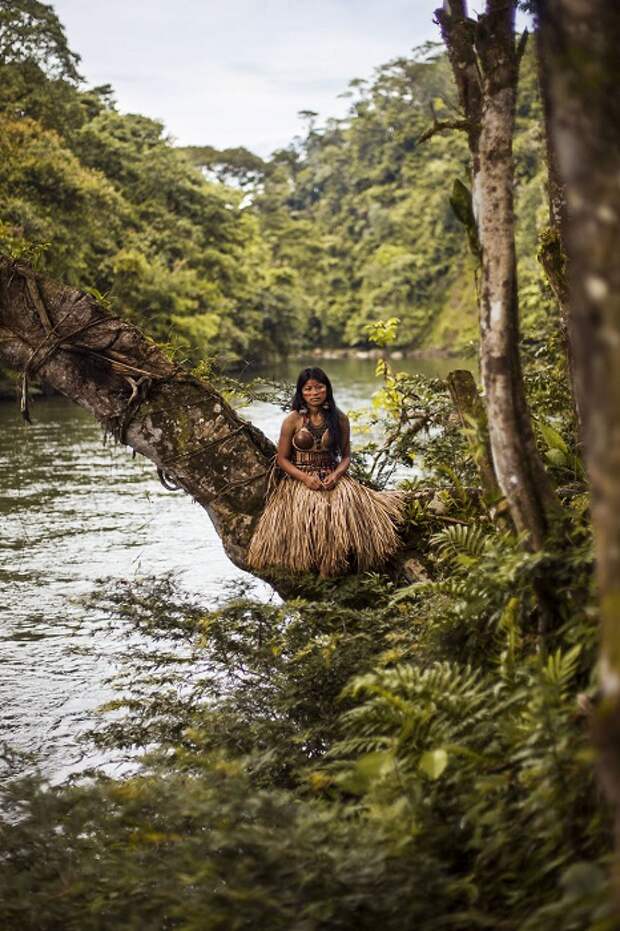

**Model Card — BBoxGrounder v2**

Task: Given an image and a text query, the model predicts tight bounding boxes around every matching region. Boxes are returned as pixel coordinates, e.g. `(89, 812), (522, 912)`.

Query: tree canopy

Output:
(0, 10), (553, 371)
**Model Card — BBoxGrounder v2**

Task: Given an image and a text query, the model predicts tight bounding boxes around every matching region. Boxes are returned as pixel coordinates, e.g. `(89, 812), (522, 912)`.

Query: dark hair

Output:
(292, 367), (342, 457)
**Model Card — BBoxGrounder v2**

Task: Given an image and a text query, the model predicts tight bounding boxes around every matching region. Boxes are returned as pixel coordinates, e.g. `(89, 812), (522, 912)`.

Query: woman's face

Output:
(302, 378), (327, 408)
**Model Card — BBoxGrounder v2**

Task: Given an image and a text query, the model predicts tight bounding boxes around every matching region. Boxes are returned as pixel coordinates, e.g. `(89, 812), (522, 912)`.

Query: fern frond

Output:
(429, 523), (488, 566)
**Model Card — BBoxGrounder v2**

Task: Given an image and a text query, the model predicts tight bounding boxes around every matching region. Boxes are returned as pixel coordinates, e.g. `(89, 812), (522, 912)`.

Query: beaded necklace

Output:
(304, 414), (327, 446)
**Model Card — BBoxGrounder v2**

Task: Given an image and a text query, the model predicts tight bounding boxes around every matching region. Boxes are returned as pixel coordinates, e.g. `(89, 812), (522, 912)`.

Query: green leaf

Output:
(545, 448), (568, 468)
(560, 861), (606, 896)
(339, 750), (396, 795)
(356, 749), (396, 784)
(449, 180), (481, 259)
(538, 420), (569, 454)
(449, 179), (474, 227)
(419, 748), (449, 780)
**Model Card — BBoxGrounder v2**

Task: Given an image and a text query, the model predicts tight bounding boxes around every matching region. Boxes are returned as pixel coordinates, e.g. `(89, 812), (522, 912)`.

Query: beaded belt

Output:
(292, 449), (335, 475)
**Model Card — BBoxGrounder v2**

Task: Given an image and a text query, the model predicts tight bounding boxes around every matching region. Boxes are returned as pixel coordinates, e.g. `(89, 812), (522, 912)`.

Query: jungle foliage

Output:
(0, 2), (277, 367)
(0, 347), (613, 929)
(244, 40), (552, 352)
(0, 418), (611, 928)
(0, 2), (551, 370)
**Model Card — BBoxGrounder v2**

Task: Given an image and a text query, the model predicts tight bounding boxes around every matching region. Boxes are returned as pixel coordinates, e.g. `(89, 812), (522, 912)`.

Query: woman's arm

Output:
(322, 414), (351, 490)
(276, 413), (323, 490)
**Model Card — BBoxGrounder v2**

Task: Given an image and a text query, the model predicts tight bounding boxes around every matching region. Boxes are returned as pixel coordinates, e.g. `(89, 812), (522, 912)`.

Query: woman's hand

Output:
(321, 471), (339, 491)
(303, 473), (324, 491)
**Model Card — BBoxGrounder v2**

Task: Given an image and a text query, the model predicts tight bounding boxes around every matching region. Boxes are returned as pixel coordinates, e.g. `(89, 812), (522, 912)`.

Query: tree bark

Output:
(535, 0), (620, 867)
(0, 257), (275, 572)
(436, 0), (559, 550)
(446, 368), (500, 507)
(535, 28), (581, 428)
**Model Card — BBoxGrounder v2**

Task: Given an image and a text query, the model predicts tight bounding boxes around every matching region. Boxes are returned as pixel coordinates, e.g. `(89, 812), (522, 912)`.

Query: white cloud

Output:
(52, 0), (528, 157)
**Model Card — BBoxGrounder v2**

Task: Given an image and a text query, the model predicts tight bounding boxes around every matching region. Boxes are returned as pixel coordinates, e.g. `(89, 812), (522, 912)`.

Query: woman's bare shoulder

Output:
(336, 409), (350, 427)
(281, 411), (302, 432)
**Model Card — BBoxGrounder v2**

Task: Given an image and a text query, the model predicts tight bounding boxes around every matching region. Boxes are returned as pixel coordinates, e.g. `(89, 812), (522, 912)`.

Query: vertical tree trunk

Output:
(436, 0), (559, 550)
(535, 0), (620, 867)
(535, 29), (581, 427)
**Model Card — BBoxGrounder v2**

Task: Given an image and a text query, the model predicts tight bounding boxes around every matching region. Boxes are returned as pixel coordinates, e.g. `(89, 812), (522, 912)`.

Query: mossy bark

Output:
(0, 257), (275, 571)
(535, 29), (581, 427)
(446, 368), (500, 507)
(535, 0), (620, 872)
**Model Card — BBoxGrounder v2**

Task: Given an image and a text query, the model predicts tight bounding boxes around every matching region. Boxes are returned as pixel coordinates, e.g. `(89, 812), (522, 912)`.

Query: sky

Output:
(52, 0), (442, 157)
(52, 1), (530, 159)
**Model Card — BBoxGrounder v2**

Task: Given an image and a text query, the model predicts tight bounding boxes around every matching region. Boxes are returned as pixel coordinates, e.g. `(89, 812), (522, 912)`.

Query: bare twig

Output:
(418, 117), (469, 144)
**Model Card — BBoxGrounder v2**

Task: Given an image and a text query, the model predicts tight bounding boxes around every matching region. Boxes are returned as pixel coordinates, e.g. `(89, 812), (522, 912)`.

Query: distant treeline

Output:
(0, 4), (550, 368)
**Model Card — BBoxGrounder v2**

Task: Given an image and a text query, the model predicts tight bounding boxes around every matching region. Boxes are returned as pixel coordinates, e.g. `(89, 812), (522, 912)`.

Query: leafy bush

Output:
(0, 502), (611, 931)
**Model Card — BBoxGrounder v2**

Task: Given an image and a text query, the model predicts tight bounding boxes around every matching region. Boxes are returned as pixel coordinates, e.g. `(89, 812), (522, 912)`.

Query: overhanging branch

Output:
(0, 256), (276, 572)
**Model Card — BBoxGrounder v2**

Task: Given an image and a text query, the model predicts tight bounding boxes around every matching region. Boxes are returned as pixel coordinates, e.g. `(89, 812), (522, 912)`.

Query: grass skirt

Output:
(247, 473), (405, 578)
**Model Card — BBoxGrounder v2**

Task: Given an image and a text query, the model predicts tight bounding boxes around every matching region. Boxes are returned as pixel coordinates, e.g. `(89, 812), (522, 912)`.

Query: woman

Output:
(247, 367), (405, 577)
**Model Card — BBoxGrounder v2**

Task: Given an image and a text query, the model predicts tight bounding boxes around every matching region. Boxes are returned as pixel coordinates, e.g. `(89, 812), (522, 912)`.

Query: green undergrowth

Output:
(0, 357), (614, 929)
(0, 496), (613, 929)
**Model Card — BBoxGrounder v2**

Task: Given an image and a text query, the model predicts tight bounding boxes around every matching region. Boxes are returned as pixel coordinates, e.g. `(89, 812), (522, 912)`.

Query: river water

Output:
(0, 356), (472, 781)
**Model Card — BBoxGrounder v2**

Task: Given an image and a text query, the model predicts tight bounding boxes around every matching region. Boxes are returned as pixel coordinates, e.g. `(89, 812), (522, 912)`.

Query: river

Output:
(0, 356), (473, 782)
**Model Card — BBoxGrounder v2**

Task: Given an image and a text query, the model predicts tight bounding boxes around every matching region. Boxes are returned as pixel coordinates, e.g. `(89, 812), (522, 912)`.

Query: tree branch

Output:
(418, 117), (469, 144)
(0, 257), (276, 573)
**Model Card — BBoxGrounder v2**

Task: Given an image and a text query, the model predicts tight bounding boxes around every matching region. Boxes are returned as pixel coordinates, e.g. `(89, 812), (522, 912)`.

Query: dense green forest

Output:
(0, 4), (551, 369)
(2, 1), (620, 929)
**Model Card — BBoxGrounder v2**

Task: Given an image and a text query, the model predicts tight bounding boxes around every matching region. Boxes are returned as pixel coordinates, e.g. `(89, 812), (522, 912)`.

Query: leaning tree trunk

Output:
(0, 257), (275, 572)
(436, 0), (559, 550)
(0, 258), (425, 589)
(535, 0), (620, 871)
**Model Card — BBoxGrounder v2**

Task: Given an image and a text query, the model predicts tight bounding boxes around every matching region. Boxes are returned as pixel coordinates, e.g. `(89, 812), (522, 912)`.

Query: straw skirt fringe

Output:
(247, 474), (405, 577)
